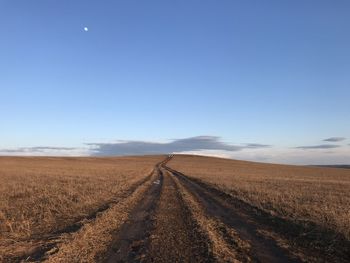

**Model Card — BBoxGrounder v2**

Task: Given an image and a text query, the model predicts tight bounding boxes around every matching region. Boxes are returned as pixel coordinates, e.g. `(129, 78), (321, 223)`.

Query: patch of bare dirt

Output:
(104, 168), (163, 262)
(105, 157), (213, 262)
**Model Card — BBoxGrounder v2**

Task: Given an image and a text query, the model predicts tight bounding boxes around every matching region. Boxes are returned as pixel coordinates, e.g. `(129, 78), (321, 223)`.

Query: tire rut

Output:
(104, 160), (168, 263)
(104, 157), (215, 263)
(148, 168), (214, 262)
(165, 166), (302, 263)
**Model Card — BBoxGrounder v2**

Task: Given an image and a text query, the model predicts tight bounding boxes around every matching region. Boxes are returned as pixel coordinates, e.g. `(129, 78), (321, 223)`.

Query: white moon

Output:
(84, 27), (89, 32)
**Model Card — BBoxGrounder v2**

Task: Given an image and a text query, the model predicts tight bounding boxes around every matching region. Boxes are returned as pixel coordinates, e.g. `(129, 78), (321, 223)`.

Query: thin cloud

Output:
(323, 137), (346, 142)
(187, 147), (350, 165)
(0, 146), (88, 156)
(0, 146), (76, 153)
(244, 143), (271, 148)
(88, 136), (270, 156)
(295, 144), (340, 150)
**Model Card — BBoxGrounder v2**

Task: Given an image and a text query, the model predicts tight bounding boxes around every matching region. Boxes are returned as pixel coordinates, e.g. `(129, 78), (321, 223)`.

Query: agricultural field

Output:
(0, 156), (163, 262)
(1, 155), (349, 262)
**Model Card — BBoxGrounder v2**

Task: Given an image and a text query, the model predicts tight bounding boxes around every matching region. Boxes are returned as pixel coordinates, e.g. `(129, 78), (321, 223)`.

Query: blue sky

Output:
(1, 1), (349, 164)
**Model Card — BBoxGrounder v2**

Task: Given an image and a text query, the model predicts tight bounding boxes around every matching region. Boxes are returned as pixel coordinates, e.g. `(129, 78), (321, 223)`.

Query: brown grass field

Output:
(0, 156), (163, 261)
(0, 154), (349, 262)
(168, 155), (350, 240)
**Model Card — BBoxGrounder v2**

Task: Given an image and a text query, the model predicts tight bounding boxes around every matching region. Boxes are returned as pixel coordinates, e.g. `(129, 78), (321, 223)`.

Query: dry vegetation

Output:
(46, 168), (160, 263)
(168, 155), (350, 240)
(1, 154), (349, 262)
(0, 156), (162, 258)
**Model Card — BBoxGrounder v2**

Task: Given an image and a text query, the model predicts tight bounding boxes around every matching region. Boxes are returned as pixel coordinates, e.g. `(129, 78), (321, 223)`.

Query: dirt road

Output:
(104, 158), (303, 263)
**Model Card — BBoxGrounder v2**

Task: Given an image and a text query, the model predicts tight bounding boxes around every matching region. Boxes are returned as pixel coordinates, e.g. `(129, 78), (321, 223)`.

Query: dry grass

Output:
(46, 169), (159, 263)
(168, 155), (350, 240)
(0, 156), (162, 246)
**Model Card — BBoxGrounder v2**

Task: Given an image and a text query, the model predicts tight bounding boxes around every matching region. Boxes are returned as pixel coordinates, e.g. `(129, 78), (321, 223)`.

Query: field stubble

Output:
(0, 156), (163, 261)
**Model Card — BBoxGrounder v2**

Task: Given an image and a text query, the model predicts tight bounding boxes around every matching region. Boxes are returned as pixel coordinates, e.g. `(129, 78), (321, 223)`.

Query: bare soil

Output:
(104, 164), (163, 262)
(105, 158), (213, 262)
(148, 168), (213, 262)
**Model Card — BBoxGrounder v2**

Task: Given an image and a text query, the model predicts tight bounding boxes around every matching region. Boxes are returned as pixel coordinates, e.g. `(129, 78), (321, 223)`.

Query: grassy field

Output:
(0, 155), (162, 259)
(168, 155), (350, 240)
(1, 154), (349, 262)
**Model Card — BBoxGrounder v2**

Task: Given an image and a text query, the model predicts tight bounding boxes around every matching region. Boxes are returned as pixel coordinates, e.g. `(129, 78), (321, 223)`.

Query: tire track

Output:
(164, 165), (302, 263)
(148, 168), (214, 262)
(170, 171), (251, 262)
(105, 156), (213, 262)
(104, 166), (163, 262)
(104, 158), (172, 262)
(106, 157), (298, 262)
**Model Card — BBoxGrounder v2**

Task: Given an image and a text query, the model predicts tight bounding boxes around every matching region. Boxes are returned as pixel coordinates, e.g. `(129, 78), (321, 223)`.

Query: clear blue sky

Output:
(1, 1), (349, 163)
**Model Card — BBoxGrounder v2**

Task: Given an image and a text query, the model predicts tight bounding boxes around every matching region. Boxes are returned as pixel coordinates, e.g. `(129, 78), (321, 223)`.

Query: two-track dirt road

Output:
(105, 157), (213, 262)
(104, 157), (304, 263)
